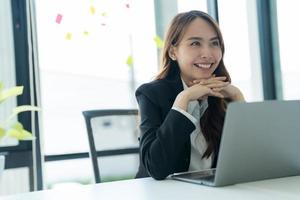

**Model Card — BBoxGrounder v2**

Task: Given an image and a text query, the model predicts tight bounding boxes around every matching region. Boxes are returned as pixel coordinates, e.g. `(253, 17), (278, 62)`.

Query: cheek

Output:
(214, 50), (222, 64)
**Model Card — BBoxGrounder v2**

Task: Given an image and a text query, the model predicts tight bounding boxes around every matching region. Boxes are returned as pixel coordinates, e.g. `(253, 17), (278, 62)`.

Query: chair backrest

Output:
(82, 109), (139, 183)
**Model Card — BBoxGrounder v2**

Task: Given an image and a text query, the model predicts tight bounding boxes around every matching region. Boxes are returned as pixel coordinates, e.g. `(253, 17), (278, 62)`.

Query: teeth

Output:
(195, 63), (211, 69)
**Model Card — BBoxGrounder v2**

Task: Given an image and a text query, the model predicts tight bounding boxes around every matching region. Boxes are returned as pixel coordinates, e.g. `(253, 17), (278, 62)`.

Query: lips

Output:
(194, 63), (212, 69)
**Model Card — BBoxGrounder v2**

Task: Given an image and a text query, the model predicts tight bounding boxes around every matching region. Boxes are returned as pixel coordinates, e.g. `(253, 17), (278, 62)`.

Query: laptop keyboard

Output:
(172, 169), (215, 180)
(187, 172), (215, 181)
(198, 174), (215, 182)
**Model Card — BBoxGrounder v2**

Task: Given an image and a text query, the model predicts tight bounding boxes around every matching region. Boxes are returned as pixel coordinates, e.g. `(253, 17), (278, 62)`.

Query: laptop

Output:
(171, 100), (300, 186)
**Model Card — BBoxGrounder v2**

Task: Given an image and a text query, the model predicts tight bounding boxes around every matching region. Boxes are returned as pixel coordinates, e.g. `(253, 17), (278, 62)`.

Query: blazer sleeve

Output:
(136, 85), (196, 180)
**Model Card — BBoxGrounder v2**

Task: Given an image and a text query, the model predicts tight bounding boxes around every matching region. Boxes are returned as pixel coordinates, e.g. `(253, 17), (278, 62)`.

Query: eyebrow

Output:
(186, 36), (219, 41)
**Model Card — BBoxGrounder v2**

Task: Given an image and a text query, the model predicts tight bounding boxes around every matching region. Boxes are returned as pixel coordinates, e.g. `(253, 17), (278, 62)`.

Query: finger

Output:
(189, 80), (203, 86)
(212, 87), (227, 92)
(192, 78), (211, 84)
(210, 91), (224, 98)
(200, 76), (227, 84)
(205, 82), (229, 88)
(198, 95), (208, 100)
(202, 95), (208, 100)
(188, 80), (197, 86)
(192, 75), (225, 84)
(192, 80), (201, 84)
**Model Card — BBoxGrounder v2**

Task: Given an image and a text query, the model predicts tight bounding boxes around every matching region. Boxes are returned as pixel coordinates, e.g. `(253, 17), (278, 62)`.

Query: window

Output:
(277, 0), (300, 100)
(35, 0), (156, 155)
(177, 0), (207, 12)
(35, 0), (156, 187)
(218, 0), (263, 101)
(0, 1), (32, 195)
(0, 0), (18, 147)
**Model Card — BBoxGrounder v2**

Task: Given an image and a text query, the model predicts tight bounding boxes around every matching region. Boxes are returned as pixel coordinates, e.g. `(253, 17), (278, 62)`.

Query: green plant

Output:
(0, 81), (39, 141)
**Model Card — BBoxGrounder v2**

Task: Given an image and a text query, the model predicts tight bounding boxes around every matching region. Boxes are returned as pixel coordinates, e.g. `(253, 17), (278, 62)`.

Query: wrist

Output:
(173, 92), (190, 111)
(232, 92), (245, 101)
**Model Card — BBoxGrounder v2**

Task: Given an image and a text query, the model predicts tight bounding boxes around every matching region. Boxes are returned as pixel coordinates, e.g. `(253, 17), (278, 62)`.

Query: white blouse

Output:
(172, 79), (212, 171)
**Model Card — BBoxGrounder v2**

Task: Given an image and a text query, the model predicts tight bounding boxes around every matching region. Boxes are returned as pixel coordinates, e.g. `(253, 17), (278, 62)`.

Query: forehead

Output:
(181, 17), (217, 40)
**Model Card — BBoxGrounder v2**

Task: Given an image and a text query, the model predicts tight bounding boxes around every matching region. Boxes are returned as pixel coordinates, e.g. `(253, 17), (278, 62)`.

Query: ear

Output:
(168, 45), (177, 61)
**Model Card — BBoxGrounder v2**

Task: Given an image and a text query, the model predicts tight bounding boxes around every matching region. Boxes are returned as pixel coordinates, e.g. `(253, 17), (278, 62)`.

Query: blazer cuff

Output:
(172, 106), (198, 126)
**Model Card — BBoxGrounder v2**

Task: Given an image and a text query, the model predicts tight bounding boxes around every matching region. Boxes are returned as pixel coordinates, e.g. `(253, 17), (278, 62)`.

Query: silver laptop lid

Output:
(215, 100), (300, 186)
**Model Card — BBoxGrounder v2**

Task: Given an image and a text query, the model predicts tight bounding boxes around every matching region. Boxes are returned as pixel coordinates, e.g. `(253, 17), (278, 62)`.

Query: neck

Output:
(180, 76), (193, 87)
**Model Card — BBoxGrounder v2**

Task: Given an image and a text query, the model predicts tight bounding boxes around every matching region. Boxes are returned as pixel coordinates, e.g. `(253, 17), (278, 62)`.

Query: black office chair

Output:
(82, 109), (139, 183)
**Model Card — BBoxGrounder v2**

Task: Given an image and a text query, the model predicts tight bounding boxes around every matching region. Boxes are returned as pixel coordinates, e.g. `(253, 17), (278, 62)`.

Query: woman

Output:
(135, 10), (245, 180)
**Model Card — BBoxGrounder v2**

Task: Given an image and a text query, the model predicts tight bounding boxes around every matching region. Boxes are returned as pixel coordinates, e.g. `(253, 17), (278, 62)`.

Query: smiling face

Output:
(169, 17), (222, 85)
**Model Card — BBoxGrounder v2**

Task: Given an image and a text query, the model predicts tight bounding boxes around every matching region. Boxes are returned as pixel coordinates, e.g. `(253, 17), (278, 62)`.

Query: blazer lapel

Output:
(165, 74), (183, 109)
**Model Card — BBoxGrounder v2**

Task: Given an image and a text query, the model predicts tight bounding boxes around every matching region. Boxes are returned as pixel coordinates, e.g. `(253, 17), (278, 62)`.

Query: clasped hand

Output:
(174, 75), (244, 111)
(188, 75), (244, 101)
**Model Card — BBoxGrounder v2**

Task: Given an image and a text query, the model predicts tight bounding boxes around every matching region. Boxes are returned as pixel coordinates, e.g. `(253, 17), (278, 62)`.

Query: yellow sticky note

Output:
(0, 86), (23, 103)
(90, 6), (96, 15)
(154, 35), (164, 49)
(126, 55), (133, 68)
(0, 82), (4, 92)
(65, 32), (72, 40)
(83, 31), (89, 36)
(0, 127), (5, 139)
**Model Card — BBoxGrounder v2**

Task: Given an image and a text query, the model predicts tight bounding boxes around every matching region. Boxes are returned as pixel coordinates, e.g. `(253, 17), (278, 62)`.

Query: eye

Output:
(211, 40), (220, 47)
(190, 41), (201, 46)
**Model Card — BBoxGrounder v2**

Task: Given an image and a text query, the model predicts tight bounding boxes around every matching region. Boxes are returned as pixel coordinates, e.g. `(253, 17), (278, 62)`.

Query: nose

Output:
(200, 45), (213, 59)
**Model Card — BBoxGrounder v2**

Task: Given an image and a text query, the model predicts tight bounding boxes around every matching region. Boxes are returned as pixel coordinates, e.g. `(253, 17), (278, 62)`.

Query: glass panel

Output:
(177, 0), (207, 12)
(44, 158), (93, 189)
(218, 0), (263, 101)
(98, 154), (139, 182)
(35, 0), (156, 155)
(44, 156), (138, 186)
(0, 0), (18, 147)
(277, 0), (300, 100)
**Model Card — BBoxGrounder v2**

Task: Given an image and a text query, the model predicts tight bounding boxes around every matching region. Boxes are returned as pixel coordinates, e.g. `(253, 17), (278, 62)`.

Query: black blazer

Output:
(135, 66), (218, 180)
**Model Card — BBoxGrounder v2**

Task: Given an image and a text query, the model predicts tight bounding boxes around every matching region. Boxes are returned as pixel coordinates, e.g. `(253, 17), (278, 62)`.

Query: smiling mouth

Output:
(194, 63), (212, 69)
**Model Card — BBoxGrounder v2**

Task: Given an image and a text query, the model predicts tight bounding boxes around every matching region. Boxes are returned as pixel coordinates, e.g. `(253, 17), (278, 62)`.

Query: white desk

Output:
(1, 176), (300, 200)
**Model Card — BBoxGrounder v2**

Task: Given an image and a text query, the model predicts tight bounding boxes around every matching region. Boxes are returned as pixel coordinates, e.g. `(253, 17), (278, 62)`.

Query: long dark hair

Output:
(156, 10), (231, 158)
